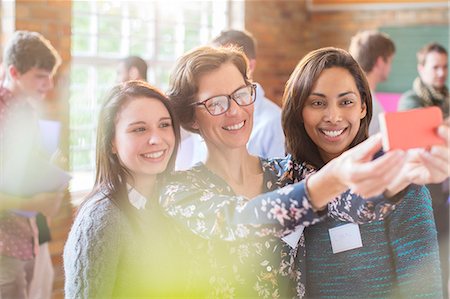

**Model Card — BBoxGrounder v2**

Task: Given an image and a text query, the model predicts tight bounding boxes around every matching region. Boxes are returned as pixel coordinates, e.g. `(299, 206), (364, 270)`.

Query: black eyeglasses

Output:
(194, 84), (257, 116)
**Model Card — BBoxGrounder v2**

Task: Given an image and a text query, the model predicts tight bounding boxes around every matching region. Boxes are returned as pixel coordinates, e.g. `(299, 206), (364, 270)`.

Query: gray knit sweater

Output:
(63, 193), (189, 298)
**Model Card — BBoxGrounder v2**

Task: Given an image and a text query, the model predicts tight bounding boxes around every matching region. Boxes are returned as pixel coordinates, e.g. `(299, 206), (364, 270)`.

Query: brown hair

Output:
(212, 29), (257, 60)
(282, 47), (372, 169)
(122, 55), (148, 81)
(3, 30), (61, 75)
(89, 80), (180, 212)
(167, 45), (250, 134)
(417, 42), (448, 66)
(349, 30), (395, 73)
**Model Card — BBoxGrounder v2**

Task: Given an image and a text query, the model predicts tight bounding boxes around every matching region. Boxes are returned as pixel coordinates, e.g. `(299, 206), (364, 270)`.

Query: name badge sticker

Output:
(328, 223), (363, 254)
(281, 225), (304, 249)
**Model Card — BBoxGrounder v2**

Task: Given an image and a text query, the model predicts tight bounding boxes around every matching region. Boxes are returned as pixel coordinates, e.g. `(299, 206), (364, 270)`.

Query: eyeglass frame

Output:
(192, 83), (257, 116)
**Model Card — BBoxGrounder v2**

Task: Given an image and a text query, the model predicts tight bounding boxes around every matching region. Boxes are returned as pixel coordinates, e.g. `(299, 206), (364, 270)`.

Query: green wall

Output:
(378, 25), (449, 93)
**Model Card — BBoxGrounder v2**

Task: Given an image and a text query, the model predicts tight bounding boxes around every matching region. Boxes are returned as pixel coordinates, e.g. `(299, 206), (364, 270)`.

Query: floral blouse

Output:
(270, 155), (401, 223)
(159, 156), (402, 298)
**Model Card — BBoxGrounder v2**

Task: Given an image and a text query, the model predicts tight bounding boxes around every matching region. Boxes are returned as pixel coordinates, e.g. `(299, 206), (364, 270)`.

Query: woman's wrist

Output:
(306, 162), (347, 210)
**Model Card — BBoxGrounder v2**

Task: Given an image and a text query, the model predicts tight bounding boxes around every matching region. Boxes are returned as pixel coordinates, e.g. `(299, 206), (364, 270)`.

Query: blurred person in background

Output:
(349, 30), (395, 135)
(0, 30), (63, 299)
(116, 55), (148, 83)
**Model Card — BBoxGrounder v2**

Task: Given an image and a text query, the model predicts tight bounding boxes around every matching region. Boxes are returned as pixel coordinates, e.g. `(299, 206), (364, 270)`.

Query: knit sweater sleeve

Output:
(63, 197), (123, 299)
(385, 185), (443, 298)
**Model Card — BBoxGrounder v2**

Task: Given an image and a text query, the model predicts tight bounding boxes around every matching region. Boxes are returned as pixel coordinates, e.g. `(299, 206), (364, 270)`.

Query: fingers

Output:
(346, 151), (406, 198)
(438, 124), (450, 143)
(443, 116), (450, 126)
(346, 150), (405, 184)
(346, 134), (383, 162)
(429, 145), (450, 165)
(418, 149), (450, 183)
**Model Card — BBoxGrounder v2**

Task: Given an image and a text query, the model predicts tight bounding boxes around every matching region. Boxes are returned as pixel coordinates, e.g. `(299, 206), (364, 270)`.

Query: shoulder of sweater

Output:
(403, 184), (432, 203)
(388, 184), (433, 217)
(64, 195), (124, 295)
(399, 89), (420, 101)
(72, 194), (127, 234)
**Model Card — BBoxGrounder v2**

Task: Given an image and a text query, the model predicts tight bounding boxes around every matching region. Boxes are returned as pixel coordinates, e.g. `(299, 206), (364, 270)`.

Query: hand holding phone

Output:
(379, 106), (445, 151)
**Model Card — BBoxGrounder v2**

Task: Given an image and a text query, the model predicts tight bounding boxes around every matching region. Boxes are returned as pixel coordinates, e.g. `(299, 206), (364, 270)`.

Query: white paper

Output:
(329, 223), (363, 254)
(282, 225), (304, 249)
(38, 119), (61, 155)
(0, 156), (71, 197)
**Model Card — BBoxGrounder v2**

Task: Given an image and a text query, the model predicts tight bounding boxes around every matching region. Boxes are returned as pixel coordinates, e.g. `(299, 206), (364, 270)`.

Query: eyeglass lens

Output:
(205, 85), (254, 115)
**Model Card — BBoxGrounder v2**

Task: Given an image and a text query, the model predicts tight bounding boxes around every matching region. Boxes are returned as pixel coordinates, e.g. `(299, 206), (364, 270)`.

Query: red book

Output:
(379, 106), (445, 151)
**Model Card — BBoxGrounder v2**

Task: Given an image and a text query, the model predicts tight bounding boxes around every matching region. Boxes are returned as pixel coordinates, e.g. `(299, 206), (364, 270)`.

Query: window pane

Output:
(98, 35), (122, 54)
(98, 16), (121, 36)
(129, 37), (148, 56)
(70, 0), (236, 190)
(97, 66), (116, 88)
(72, 15), (91, 34)
(73, 1), (91, 14)
(72, 35), (90, 53)
(71, 148), (95, 171)
(97, 1), (122, 16)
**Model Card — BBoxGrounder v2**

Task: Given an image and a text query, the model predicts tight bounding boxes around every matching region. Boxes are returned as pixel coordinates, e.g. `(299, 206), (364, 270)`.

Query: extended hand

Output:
(329, 134), (406, 198)
(406, 119), (450, 185)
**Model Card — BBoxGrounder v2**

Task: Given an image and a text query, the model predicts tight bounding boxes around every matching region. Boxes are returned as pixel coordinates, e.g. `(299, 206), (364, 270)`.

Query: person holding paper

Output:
(280, 47), (447, 298)
(0, 31), (64, 299)
(160, 45), (426, 298)
(64, 81), (191, 298)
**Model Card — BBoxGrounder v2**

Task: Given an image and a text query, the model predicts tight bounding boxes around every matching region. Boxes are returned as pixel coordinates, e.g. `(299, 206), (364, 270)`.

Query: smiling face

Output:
(112, 96), (175, 182)
(192, 62), (254, 152)
(302, 67), (367, 163)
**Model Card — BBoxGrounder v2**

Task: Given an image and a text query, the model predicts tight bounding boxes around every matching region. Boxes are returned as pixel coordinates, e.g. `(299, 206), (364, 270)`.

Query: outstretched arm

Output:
(161, 135), (408, 241)
(273, 134), (408, 222)
(160, 176), (324, 241)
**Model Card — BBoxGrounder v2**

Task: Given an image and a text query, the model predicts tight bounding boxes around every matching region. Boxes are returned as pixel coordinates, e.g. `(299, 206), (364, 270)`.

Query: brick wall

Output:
(13, 1), (72, 298)
(246, 1), (449, 106)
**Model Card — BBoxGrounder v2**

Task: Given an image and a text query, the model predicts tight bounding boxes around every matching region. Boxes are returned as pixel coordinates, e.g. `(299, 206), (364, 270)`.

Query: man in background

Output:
(398, 42), (449, 117)
(398, 42), (449, 297)
(0, 30), (63, 299)
(349, 30), (396, 135)
(212, 29), (285, 158)
(116, 55), (148, 82)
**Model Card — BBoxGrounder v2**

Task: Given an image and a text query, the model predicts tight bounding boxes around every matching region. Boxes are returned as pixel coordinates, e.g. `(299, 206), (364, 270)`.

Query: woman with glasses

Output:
(160, 46), (415, 298)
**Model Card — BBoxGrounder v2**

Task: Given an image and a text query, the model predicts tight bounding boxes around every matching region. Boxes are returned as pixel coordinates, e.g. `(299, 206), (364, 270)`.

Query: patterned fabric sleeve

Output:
(269, 155), (403, 223)
(159, 169), (325, 241)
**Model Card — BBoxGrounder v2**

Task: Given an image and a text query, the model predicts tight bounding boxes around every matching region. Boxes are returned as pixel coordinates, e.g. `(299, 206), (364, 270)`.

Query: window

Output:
(70, 0), (241, 191)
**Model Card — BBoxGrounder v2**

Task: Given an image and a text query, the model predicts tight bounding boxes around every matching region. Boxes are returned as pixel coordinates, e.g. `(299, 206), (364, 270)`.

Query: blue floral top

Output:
(270, 155), (400, 223)
(159, 156), (401, 298)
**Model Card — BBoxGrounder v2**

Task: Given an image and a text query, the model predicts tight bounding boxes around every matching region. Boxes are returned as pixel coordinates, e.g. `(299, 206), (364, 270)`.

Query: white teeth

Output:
(143, 150), (164, 159)
(224, 121), (244, 131)
(322, 129), (344, 137)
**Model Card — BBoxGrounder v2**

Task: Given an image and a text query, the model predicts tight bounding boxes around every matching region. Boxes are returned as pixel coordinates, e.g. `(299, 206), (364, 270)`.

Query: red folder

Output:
(379, 106), (445, 151)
